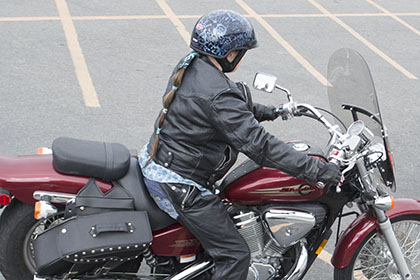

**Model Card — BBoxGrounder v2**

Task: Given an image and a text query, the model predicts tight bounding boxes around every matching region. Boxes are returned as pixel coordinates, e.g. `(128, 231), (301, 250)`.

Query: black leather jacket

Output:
(150, 56), (326, 189)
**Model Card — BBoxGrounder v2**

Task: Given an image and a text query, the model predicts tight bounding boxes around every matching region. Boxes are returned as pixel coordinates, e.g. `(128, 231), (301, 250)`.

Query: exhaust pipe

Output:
(283, 242), (308, 280)
(168, 242), (306, 280)
(169, 260), (213, 280)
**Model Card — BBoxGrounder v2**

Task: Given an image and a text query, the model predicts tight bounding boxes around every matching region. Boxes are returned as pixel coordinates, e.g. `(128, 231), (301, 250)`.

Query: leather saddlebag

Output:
(33, 211), (152, 277)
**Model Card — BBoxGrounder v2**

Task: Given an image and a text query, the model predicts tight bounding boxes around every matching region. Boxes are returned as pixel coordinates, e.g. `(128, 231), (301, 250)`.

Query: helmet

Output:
(190, 10), (258, 72)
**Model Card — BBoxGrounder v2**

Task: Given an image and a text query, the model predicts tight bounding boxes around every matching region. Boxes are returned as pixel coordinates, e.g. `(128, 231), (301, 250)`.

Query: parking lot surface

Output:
(1, 0), (420, 279)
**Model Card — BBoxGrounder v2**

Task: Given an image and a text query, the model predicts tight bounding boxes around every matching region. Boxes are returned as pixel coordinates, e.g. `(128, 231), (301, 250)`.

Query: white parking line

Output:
(55, 0), (101, 107)
(236, 0), (330, 86)
(308, 0), (418, 80)
(318, 249), (332, 264)
(366, 0), (420, 36)
(155, 0), (190, 45)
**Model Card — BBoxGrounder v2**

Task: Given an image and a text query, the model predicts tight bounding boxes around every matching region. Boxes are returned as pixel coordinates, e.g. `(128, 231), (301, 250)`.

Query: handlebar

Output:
(277, 102), (347, 193)
(278, 102), (344, 138)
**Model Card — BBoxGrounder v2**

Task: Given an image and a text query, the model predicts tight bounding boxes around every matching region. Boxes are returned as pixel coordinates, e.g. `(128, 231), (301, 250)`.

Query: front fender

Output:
(331, 198), (420, 269)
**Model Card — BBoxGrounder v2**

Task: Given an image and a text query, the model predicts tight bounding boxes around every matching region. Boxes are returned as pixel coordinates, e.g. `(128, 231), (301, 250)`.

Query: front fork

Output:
(375, 208), (412, 280)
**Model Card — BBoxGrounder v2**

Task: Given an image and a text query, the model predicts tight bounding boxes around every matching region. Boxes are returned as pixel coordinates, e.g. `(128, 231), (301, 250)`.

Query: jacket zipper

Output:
(181, 186), (194, 210)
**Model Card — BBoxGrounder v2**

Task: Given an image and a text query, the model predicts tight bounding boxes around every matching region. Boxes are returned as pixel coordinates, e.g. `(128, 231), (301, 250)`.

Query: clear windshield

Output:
(327, 48), (396, 191)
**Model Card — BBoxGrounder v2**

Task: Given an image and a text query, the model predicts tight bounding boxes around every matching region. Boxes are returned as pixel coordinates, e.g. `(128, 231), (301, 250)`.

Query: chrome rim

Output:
(23, 213), (64, 274)
(352, 219), (420, 280)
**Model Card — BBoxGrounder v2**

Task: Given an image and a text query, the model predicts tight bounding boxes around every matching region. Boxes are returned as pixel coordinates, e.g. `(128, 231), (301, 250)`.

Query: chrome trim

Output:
(33, 191), (76, 204)
(170, 260), (213, 280)
(264, 209), (315, 248)
(283, 242), (308, 280)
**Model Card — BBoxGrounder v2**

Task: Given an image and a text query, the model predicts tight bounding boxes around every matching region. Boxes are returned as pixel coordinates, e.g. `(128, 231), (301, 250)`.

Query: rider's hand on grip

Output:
(267, 106), (281, 121)
(317, 161), (342, 187)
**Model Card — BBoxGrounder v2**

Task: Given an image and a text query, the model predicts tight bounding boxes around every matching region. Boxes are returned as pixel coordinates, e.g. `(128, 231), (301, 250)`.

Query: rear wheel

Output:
(0, 199), (64, 280)
(334, 215), (420, 279)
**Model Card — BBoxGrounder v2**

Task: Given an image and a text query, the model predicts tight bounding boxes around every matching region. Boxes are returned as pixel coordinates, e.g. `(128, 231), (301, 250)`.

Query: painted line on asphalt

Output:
(72, 15), (167, 20)
(155, 0), (190, 45)
(2, 12), (420, 22)
(308, 0), (418, 80)
(0, 16), (60, 21)
(318, 249), (332, 264)
(236, 0), (330, 86)
(55, 0), (101, 107)
(366, 0), (420, 36)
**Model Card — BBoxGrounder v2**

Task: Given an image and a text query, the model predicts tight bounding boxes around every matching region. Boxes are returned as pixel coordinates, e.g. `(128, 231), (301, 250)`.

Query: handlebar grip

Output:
(277, 104), (292, 120)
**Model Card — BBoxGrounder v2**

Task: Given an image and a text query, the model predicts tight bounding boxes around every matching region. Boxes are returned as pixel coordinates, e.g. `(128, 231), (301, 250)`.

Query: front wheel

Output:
(334, 215), (420, 280)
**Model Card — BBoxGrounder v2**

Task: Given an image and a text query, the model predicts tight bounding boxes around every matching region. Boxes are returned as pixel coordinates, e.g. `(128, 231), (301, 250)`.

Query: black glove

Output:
(317, 161), (341, 186)
(264, 106), (280, 121)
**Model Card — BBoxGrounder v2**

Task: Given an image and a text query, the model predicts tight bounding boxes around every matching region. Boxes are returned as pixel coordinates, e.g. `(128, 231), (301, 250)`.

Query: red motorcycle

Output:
(1, 48), (419, 280)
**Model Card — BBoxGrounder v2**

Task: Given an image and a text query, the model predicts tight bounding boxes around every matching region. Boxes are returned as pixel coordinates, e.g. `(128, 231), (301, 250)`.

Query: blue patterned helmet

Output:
(190, 10), (257, 58)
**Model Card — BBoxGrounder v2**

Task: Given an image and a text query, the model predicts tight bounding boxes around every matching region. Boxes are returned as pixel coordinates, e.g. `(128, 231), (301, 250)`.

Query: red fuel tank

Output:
(222, 141), (328, 205)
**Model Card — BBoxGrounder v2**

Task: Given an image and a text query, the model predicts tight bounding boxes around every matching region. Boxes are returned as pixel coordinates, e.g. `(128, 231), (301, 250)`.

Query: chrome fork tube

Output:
(375, 209), (412, 280)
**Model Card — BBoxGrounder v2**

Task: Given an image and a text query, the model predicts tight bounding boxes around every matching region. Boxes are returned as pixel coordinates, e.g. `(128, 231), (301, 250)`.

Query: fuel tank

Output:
(0, 154), (112, 205)
(221, 141), (328, 205)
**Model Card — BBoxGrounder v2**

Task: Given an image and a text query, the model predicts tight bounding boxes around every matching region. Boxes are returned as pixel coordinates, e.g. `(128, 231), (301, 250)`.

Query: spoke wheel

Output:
(334, 215), (420, 280)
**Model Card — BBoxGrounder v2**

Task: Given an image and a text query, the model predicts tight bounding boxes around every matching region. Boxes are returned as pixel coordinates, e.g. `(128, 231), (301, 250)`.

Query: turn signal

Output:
(37, 147), (52, 155)
(390, 195), (395, 210)
(34, 200), (57, 220)
(374, 195), (395, 211)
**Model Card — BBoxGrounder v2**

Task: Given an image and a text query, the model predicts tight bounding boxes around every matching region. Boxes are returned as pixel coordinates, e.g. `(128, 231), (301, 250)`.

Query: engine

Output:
(232, 204), (326, 279)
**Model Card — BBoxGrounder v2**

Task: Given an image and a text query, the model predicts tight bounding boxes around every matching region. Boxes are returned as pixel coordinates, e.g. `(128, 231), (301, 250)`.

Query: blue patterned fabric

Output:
(143, 177), (179, 219)
(138, 145), (212, 219)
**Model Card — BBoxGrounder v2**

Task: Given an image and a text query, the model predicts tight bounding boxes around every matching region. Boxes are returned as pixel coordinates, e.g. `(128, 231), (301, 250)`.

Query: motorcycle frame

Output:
(2, 154), (418, 278)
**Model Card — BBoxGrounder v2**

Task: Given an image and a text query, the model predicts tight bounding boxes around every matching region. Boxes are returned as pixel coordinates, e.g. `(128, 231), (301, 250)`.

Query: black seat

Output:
(117, 157), (176, 231)
(52, 137), (131, 182)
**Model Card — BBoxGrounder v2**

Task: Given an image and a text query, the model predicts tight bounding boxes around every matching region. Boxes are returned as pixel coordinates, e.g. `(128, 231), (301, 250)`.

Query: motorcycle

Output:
(0, 48), (419, 280)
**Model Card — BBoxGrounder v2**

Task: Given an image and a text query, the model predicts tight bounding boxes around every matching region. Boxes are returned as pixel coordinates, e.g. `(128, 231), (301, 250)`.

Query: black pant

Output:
(160, 183), (250, 280)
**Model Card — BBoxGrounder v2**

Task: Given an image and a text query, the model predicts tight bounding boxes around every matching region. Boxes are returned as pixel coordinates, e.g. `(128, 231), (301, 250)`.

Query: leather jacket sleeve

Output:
(237, 82), (279, 122)
(252, 103), (279, 122)
(207, 88), (326, 183)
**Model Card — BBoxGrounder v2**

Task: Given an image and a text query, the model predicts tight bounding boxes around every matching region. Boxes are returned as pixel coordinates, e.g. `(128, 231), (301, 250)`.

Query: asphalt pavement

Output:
(1, 0), (420, 279)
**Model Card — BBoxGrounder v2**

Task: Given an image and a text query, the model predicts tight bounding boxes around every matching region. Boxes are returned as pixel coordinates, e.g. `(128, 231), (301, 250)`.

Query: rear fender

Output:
(331, 199), (420, 269)
(0, 155), (112, 205)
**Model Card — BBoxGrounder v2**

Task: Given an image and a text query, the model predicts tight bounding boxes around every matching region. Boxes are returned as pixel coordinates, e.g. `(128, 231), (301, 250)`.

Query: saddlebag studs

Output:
(32, 211), (152, 278)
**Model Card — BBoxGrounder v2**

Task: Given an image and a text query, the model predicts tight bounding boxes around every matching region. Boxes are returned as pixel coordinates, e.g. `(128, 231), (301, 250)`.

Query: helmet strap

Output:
(215, 50), (247, 73)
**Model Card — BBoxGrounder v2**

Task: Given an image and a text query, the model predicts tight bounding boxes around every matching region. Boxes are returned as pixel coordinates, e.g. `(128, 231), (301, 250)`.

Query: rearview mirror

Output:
(253, 72), (277, 93)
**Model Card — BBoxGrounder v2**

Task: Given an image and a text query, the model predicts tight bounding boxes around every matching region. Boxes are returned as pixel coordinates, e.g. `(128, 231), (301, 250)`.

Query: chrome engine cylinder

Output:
(234, 212), (264, 257)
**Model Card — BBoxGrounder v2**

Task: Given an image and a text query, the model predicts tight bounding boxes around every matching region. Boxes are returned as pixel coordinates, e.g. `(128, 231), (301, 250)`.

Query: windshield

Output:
(327, 48), (396, 191)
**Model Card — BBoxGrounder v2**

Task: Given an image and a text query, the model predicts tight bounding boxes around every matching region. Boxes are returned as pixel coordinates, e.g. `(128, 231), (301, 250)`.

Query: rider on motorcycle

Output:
(139, 9), (342, 280)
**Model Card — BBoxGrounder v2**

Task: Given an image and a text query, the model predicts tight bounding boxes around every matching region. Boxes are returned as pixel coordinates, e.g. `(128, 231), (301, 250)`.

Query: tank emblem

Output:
(249, 184), (315, 196)
(298, 184), (315, 196)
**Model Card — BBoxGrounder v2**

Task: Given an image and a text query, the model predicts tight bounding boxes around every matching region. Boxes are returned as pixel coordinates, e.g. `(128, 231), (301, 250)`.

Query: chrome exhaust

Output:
(169, 260), (213, 280)
(283, 242), (308, 280)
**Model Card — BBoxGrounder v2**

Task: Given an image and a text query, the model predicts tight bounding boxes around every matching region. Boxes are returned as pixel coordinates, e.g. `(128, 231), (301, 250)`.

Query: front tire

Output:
(0, 199), (63, 280)
(334, 215), (420, 280)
